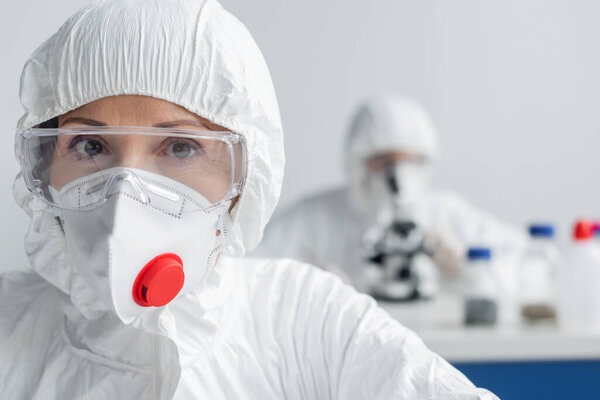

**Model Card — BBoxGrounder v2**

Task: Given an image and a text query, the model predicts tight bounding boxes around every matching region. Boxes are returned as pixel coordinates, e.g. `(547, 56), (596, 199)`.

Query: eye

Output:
(165, 140), (197, 159)
(70, 137), (105, 157)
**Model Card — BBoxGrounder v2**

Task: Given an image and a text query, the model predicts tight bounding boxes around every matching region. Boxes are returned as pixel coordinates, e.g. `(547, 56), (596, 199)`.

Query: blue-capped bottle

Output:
(463, 247), (497, 326)
(519, 224), (559, 322)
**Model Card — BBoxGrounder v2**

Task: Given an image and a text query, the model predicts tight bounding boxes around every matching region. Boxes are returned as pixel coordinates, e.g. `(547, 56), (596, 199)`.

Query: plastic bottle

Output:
(557, 220), (600, 331)
(519, 224), (560, 322)
(463, 247), (497, 326)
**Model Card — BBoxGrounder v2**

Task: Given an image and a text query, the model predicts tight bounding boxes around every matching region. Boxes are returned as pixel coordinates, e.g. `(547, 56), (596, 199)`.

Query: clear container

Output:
(558, 220), (600, 331)
(463, 247), (497, 326)
(519, 224), (560, 323)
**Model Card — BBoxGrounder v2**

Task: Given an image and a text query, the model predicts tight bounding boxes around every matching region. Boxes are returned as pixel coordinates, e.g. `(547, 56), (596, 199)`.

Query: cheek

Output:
(48, 137), (71, 190)
(201, 172), (231, 203)
(49, 156), (70, 190)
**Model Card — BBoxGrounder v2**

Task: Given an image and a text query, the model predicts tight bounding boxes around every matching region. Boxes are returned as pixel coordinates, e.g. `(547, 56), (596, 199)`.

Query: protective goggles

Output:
(18, 127), (246, 211)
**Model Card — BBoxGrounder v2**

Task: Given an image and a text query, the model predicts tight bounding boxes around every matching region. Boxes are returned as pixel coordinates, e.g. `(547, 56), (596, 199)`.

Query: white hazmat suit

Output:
(0, 1), (497, 399)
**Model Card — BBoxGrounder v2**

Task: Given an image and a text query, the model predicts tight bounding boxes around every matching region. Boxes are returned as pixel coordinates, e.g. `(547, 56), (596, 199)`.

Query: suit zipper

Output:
(154, 334), (161, 400)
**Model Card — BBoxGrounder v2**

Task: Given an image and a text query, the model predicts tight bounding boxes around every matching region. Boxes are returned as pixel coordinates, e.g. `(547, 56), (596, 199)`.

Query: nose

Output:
(104, 170), (150, 204)
(111, 135), (152, 171)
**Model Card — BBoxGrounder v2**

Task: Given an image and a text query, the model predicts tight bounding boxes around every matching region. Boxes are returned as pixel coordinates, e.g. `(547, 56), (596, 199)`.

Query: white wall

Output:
(1, 0), (599, 272)
(221, 0), (600, 238)
(0, 0), (90, 271)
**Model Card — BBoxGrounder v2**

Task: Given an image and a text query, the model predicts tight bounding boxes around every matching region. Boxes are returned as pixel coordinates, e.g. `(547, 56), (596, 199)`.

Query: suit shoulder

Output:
(0, 272), (59, 338)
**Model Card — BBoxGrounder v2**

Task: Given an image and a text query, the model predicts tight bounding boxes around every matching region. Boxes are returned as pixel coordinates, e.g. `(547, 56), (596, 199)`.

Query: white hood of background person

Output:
(345, 95), (439, 220)
(13, 0), (284, 321)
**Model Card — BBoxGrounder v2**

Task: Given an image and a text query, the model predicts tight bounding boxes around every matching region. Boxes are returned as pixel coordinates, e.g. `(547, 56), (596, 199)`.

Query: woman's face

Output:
(366, 151), (427, 174)
(50, 95), (233, 203)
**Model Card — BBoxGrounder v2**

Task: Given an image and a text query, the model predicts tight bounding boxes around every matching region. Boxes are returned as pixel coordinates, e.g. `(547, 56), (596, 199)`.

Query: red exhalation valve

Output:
(133, 253), (185, 307)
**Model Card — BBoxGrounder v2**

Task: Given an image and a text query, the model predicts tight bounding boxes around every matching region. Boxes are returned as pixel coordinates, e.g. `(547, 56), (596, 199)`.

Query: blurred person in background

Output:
(254, 95), (526, 301)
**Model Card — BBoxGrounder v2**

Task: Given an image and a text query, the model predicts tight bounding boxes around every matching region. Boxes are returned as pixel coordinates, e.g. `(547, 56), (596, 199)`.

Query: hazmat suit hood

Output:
(13, 0), (284, 317)
(15, 0), (283, 255)
(345, 95), (439, 162)
(344, 95), (439, 216)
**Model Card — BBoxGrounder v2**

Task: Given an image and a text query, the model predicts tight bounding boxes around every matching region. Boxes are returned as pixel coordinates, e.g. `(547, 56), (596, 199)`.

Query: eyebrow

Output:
(60, 117), (211, 130)
(153, 119), (211, 129)
(60, 117), (107, 126)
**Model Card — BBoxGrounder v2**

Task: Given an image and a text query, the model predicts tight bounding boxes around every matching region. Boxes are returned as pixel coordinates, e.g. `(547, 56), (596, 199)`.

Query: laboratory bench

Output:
(381, 300), (600, 399)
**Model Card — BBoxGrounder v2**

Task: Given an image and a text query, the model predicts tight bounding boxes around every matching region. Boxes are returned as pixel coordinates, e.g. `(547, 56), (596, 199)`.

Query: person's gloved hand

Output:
(422, 229), (464, 277)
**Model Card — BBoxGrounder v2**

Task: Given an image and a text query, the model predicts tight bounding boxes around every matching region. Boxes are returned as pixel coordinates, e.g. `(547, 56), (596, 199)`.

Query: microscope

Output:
(361, 166), (441, 302)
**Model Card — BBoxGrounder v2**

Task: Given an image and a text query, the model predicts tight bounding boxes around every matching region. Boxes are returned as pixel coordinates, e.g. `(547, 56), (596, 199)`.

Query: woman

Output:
(0, 0), (497, 398)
